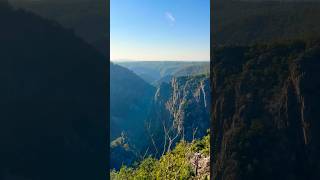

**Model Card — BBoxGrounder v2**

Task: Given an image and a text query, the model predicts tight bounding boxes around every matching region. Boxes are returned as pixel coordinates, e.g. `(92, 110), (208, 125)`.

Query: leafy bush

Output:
(110, 133), (210, 179)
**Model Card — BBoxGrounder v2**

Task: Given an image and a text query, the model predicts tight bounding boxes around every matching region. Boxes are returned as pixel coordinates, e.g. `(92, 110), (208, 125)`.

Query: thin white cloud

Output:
(165, 12), (176, 25)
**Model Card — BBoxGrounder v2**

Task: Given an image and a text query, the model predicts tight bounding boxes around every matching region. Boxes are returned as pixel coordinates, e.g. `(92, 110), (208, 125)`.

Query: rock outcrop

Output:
(190, 153), (210, 179)
(148, 74), (210, 156)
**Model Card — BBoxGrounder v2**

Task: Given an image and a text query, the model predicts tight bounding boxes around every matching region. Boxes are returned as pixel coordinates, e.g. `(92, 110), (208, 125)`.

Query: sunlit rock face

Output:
(148, 74), (210, 156)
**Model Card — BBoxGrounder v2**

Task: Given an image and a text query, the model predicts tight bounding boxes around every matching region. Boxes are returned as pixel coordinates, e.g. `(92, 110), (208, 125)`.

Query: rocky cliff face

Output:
(149, 74), (211, 156)
(190, 152), (210, 179)
(211, 40), (320, 180)
(165, 75), (210, 141)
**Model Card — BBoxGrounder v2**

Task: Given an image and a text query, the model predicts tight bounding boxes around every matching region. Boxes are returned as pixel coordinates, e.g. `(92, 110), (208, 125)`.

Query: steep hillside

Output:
(110, 63), (155, 169)
(0, 2), (106, 180)
(211, 40), (320, 179)
(110, 63), (155, 139)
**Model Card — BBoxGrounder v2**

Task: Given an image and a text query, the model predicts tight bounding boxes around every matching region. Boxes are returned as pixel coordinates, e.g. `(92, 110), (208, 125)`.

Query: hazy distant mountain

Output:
(117, 61), (209, 85)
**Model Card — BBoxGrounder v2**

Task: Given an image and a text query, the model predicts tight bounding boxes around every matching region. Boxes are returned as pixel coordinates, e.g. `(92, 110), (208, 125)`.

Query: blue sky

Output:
(111, 0), (210, 61)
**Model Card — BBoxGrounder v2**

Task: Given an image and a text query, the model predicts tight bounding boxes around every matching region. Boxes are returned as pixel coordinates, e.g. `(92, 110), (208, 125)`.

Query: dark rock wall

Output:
(211, 40), (320, 180)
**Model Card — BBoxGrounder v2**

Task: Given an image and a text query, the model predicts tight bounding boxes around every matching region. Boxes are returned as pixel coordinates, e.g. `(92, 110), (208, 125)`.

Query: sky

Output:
(111, 0), (210, 61)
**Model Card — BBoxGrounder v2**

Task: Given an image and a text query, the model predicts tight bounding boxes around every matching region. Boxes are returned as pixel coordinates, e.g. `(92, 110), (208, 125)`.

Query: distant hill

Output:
(117, 61), (209, 85)
(0, 3), (106, 179)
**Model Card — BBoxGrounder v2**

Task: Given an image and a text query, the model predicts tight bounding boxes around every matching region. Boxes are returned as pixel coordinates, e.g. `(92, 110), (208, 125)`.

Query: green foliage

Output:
(110, 133), (210, 180)
(191, 133), (210, 156)
(154, 141), (194, 179)
(134, 157), (158, 179)
(110, 166), (135, 180)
